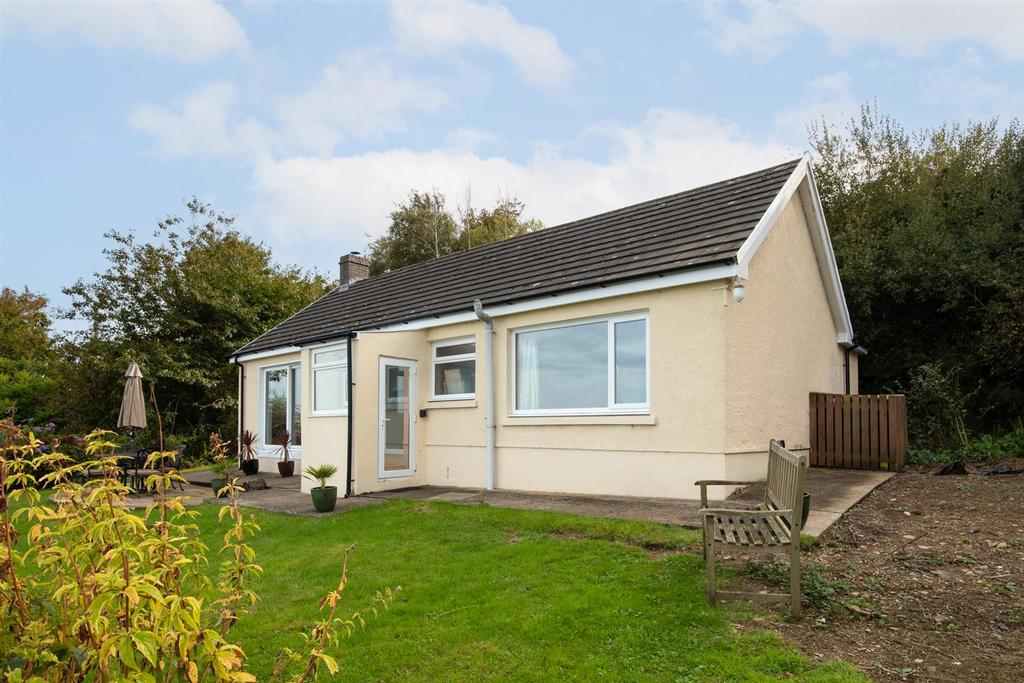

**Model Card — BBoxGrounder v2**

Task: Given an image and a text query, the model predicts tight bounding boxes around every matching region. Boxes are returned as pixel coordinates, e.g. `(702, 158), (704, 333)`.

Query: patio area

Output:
(183, 468), (385, 516)
(181, 466), (893, 535)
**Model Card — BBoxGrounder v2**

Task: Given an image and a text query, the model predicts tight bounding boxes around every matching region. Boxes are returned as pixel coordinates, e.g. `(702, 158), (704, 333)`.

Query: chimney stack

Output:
(339, 251), (370, 285)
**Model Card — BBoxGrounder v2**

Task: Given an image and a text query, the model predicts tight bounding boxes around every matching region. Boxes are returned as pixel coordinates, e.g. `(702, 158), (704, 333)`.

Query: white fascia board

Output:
(370, 262), (739, 333)
(231, 345), (302, 363)
(802, 160), (855, 345)
(735, 155), (810, 271)
(734, 153), (855, 346)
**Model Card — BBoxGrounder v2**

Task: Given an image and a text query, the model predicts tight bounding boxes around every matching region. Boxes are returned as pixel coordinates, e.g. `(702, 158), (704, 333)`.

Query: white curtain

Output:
(517, 333), (541, 410)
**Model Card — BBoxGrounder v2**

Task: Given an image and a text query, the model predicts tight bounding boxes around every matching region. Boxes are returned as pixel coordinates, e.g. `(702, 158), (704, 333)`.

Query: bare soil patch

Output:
(733, 458), (1024, 682)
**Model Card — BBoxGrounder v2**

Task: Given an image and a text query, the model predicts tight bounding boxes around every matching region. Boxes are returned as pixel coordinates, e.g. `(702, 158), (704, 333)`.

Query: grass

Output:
(178, 499), (865, 681)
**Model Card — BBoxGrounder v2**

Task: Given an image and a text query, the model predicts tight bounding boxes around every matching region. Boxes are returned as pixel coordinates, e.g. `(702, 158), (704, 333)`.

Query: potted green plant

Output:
(277, 430), (295, 477)
(238, 429), (260, 476)
(304, 464), (339, 513)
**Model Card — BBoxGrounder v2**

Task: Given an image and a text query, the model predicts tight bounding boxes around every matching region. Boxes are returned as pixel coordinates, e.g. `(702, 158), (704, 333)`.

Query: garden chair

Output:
(697, 440), (808, 616)
(129, 446), (185, 492)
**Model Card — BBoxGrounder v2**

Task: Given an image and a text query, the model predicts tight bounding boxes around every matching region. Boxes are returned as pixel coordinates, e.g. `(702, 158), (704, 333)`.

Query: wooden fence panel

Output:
(809, 393), (907, 471)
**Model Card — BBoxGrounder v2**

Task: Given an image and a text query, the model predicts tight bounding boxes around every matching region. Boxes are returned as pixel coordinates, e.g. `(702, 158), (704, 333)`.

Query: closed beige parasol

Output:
(117, 363), (147, 430)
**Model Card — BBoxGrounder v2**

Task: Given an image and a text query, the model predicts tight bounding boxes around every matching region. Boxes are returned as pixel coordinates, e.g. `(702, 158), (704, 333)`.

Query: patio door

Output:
(378, 357), (416, 478)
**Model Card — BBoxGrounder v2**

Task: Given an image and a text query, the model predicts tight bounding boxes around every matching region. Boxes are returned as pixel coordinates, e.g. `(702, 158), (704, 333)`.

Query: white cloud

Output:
(922, 48), (1024, 121)
(774, 72), (858, 139)
(276, 52), (449, 154)
(129, 51), (449, 159)
(251, 109), (794, 248)
(1, 0), (247, 62)
(701, 0), (797, 60)
(704, 1), (1024, 62)
(127, 82), (272, 160)
(390, 0), (572, 89)
(797, 1), (1024, 61)
(445, 127), (497, 151)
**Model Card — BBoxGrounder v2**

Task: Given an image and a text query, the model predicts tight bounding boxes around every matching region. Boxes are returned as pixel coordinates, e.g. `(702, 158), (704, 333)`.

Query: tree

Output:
(0, 288), (52, 362)
(810, 105), (1024, 445)
(367, 189), (541, 275)
(60, 199), (332, 453)
(457, 193), (544, 250)
(0, 288), (57, 426)
(367, 190), (459, 275)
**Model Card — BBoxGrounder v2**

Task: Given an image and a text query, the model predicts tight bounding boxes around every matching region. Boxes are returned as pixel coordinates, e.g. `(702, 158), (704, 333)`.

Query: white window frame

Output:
(511, 312), (650, 417)
(258, 362), (302, 457)
(311, 342), (349, 417)
(431, 336), (476, 401)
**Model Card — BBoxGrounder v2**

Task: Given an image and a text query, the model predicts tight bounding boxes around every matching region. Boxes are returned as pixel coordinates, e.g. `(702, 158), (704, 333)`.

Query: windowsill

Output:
(501, 414), (656, 426)
(309, 411), (349, 418)
(426, 399), (477, 409)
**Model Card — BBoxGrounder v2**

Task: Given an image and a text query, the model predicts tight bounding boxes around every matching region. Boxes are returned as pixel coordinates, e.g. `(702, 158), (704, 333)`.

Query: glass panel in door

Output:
(383, 363), (412, 473)
(264, 368), (288, 446)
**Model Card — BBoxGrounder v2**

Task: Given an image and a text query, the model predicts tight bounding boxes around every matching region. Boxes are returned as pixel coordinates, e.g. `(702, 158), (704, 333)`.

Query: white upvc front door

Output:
(378, 357), (416, 478)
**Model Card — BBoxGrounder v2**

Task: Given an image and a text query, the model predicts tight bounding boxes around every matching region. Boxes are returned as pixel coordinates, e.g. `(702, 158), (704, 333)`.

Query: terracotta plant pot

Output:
(209, 477), (228, 498)
(240, 459), (259, 476)
(310, 486), (338, 513)
(278, 460), (295, 477)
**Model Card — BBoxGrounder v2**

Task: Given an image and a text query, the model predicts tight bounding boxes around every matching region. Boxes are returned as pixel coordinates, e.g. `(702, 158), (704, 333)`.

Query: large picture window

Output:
(432, 337), (476, 400)
(514, 313), (648, 415)
(312, 344), (348, 415)
(261, 363), (301, 451)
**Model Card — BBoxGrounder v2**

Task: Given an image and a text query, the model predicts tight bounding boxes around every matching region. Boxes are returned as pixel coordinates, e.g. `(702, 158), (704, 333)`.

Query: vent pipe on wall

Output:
(473, 298), (496, 491)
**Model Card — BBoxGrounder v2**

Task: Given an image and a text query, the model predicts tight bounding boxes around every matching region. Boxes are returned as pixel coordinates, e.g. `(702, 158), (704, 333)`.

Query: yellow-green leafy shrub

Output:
(1, 423), (396, 682)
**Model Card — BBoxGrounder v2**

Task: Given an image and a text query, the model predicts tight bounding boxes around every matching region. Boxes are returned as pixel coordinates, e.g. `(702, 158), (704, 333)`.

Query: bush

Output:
(908, 421), (1024, 465)
(1, 422), (397, 681)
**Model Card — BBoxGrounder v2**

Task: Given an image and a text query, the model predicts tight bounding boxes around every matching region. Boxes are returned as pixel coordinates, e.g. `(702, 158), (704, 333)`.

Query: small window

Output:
(513, 313), (648, 415)
(312, 343), (348, 415)
(432, 337), (476, 400)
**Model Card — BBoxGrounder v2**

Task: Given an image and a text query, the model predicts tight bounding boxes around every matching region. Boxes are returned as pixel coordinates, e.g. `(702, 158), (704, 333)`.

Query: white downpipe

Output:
(473, 299), (496, 491)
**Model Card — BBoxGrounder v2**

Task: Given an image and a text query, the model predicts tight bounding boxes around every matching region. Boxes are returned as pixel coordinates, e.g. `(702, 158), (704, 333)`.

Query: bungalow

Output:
(230, 155), (858, 500)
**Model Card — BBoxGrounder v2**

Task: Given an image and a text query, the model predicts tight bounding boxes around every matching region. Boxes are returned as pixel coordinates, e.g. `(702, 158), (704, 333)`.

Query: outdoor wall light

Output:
(730, 280), (746, 303)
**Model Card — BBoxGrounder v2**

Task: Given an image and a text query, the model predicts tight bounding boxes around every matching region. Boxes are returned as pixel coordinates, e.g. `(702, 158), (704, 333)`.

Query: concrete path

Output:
(369, 467), (895, 538)
(729, 468), (895, 537)
(182, 465), (894, 534)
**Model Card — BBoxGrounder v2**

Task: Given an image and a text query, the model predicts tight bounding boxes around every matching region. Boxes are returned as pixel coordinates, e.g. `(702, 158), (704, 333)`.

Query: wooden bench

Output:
(696, 440), (808, 616)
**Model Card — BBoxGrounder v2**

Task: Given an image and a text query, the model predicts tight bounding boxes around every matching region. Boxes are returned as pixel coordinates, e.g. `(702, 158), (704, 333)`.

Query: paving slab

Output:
(209, 487), (385, 516)
(369, 468), (896, 537)
(727, 467), (895, 537)
(184, 468), (300, 490)
(179, 465), (894, 530)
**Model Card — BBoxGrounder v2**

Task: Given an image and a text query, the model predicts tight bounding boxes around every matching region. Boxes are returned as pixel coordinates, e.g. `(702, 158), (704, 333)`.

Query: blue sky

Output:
(2, 1), (1022, 327)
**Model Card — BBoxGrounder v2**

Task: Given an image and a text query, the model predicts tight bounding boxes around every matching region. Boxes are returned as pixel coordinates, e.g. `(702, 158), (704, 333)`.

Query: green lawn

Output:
(183, 499), (863, 681)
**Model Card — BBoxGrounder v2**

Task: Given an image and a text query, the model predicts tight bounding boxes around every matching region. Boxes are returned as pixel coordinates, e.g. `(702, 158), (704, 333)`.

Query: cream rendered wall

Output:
(351, 285), (734, 499)
(350, 330), (431, 494)
(240, 349), (350, 493)
(422, 322), (487, 486)
(240, 351), (301, 475)
(848, 353), (860, 394)
(297, 346), (348, 494)
(724, 190), (850, 483)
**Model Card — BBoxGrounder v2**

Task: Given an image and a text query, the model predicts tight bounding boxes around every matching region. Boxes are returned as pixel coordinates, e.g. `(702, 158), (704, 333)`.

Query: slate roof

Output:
(234, 158), (801, 356)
